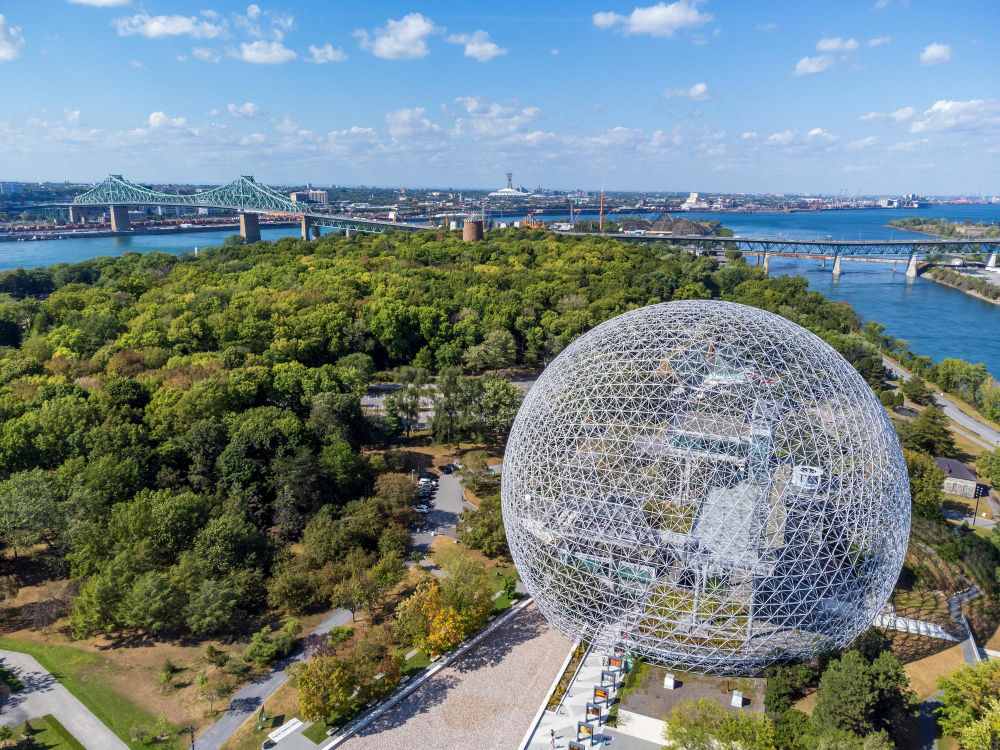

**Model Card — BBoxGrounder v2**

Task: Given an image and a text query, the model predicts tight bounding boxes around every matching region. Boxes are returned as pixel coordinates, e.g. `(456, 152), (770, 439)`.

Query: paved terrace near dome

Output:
(340, 604), (569, 750)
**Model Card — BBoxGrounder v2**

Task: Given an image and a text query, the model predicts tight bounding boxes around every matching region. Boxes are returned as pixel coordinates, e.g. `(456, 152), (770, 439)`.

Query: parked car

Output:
(437, 465), (452, 474)
(416, 506), (430, 514)
(418, 470), (437, 480)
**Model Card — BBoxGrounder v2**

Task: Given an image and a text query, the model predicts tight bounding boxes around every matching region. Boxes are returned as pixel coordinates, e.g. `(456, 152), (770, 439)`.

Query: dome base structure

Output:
(501, 301), (910, 675)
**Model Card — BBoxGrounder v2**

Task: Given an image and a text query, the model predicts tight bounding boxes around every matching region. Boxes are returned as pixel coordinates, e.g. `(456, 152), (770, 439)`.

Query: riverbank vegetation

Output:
(888, 217), (1000, 238)
(925, 266), (1000, 302)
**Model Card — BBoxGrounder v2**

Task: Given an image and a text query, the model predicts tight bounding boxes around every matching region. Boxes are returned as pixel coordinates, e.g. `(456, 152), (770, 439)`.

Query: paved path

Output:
(339, 604), (568, 750)
(946, 585), (983, 666)
(0, 650), (128, 750)
(883, 357), (1000, 448)
(918, 693), (942, 750)
(194, 607), (352, 750)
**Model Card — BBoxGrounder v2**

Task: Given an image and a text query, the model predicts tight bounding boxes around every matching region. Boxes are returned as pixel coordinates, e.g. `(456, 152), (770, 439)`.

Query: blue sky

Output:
(0, 0), (997, 193)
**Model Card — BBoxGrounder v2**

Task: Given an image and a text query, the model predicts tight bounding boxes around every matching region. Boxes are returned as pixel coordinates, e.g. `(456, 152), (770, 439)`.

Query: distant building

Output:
(489, 172), (531, 199)
(0, 182), (24, 195)
(934, 457), (981, 498)
(307, 190), (328, 203)
(289, 191), (311, 202)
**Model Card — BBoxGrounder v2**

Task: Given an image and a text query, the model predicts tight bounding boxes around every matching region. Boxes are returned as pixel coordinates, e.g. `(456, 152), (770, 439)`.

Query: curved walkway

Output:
(0, 650), (128, 750)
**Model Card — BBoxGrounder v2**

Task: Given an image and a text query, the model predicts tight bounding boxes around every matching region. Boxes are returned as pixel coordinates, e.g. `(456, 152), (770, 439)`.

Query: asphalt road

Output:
(194, 607), (353, 750)
(883, 357), (1000, 448)
(0, 650), (128, 750)
(411, 470), (477, 551)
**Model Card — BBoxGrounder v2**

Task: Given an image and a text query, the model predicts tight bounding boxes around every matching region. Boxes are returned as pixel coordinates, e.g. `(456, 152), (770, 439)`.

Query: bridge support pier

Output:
(312, 225), (320, 240)
(905, 253), (920, 278)
(239, 212), (261, 243)
(832, 254), (843, 275)
(344, 229), (355, 238)
(300, 216), (315, 241)
(68, 206), (87, 224)
(109, 205), (130, 232)
(821, 256), (826, 269)
(762, 253), (770, 276)
(988, 253), (998, 269)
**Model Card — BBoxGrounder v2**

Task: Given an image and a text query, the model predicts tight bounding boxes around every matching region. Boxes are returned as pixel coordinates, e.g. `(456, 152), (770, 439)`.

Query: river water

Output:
(2, 206), (999, 377)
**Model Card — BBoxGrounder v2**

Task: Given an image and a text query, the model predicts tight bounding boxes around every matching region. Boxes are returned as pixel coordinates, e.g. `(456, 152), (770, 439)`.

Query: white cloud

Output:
(113, 13), (222, 39)
(847, 136), (878, 149)
(445, 30), (507, 62)
(793, 55), (834, 76)
(385, 107), (440, 137)
(228, 40), (296, 64)
(550, 48), (559, 55)
(204, 108), (219, 116)
(0, 14), (25, 62)
(859, 106), (915, 124)
(67, 0), (130, 5)
(817, 37), (859, 52)
(910, 99), (1000, 133)
(868, 36), (891, 47)
(890, 106), (914, 122)
(307, 44), (347, 63)
(741, 131), (758, 139)
(766, 129), (797, 145)
(239, 132), (265, 146)
(201, 10), (220, 20)
(807, 127), (838, 141)
(148, 111), (187, 129)
(192, 47), (221, 63)
(228, 101), (262, 118)
(663, 82), (711, 101)
(246, 4), (261, 21)
(129, 59), (145, 68)
(592, 1), (712, 38)
(354, 13), (441, 60)
(887, 139), (929, 152)
(273, 116), (299, 133)
(63, 109), (81, 124)
(755, 23), (777, 31)
(871, 0), (891, 9)
(920, 43), (951, 66)
(449, 96), (541, 138)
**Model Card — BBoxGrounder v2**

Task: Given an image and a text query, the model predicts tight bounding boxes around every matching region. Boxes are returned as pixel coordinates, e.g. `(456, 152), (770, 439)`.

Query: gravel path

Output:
(341, 604), (569, 750)
(0, 650), (128, 750)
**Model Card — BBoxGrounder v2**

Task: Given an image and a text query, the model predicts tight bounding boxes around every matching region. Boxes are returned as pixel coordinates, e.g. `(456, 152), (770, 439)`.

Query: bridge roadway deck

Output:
(552, 231), (1000, 256)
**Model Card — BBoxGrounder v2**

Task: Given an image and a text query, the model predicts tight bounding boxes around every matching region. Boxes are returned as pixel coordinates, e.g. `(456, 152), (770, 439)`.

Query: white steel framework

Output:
(502, 301), (910, 675)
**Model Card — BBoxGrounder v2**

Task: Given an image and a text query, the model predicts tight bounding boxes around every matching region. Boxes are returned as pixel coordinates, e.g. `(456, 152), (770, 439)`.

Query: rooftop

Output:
(934, 457), (977, 483)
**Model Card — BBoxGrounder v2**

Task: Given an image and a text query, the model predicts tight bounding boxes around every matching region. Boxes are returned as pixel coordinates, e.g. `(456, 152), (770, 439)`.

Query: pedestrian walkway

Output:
(523, 647), (661, 750)
(0, 650), (128, 750)
(873, 613), (959, 641)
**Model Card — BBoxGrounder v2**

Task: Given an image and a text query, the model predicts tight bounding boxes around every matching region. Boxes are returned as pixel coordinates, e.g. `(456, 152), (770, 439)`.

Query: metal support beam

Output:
(109, 205), (130, 232)
(239, 212), (261, 243)
(832, 254), (843, 275)
(988, 253), (998, 269)
(821, 257), (826, 269)
(905, 253), (920, 278)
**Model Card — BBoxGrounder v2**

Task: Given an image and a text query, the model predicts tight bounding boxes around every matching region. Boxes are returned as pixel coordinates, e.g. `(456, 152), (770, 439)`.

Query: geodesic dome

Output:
(502, 301), (909, 675)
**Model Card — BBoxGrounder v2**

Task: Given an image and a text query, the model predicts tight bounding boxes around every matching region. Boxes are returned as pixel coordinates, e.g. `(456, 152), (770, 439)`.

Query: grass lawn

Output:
(218, 679), (303, 750)
(1, 664), (24, 692)
(0, 636), (184, 749)
(7, 714), (87, 750)
(400, 648), (430, 677)
(903, 643), (966, 701)
(301, 721), (329, 744)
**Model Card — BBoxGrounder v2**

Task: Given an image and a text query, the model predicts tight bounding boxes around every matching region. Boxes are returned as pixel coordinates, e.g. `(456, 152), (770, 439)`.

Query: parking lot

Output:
(410, 463), (478, 551)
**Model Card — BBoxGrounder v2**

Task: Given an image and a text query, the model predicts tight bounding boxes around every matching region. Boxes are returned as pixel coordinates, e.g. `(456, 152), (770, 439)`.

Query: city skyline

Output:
(0, 0), (998, 193)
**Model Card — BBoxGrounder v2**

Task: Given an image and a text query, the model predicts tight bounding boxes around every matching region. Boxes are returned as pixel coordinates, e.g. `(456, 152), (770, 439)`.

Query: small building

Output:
(934, 457), (979, 498)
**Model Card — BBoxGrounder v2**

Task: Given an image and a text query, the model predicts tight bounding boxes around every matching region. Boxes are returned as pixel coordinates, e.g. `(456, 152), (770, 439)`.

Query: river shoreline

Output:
(0, 221), (297, 243)
(923, 267), (1000, 307)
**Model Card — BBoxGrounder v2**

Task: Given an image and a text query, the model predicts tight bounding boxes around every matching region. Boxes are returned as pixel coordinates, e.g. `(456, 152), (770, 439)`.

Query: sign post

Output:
(601, 670), (617, 687)
(586, 701), (602, 724)
(593, 685), (610, 704)
(577, 722), (595, 745)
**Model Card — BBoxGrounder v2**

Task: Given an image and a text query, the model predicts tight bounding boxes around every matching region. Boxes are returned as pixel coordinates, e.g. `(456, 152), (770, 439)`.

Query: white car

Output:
(416, 505), (430, 513)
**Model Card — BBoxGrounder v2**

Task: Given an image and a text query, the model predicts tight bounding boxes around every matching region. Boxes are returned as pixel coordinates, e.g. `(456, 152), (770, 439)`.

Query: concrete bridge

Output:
(553, 230), (1000, 277)
(61, 174), (422, 241)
